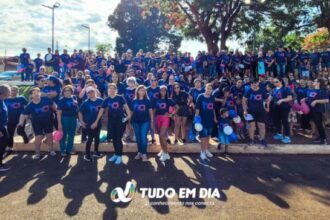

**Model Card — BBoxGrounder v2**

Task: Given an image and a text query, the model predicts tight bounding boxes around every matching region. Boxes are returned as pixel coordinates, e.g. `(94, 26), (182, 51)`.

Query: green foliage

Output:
(108, 0), (182, 54)
(95, 43), (112, 54)
(17, 85), (32, 99)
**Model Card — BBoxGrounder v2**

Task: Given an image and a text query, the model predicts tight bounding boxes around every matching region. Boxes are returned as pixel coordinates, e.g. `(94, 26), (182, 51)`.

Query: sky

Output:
(0, 0), (241, 58)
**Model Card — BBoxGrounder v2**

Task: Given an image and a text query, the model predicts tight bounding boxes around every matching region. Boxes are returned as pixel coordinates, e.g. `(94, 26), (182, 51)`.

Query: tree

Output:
(96, 43), (113, 54)
(302, 28), (330, 50)
(108, 0), (182, 55)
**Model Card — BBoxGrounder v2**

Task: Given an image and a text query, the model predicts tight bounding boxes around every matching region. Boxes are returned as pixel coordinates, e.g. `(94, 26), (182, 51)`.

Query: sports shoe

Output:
(315, 139), (328, 145)
(93, 152), (102, 158)
(33, 154), (40, 160)
(200, 151), (207, 160)
(142, 154), (148, 162)
(109, 154), (118, 162)
(84, 155), (92, 162)
(205, 150), (213, 158)
(115, 156), (122, 165)
(0, 164), (10, 172)
(247, 139), (254, 146)
(174, 139), (178, 145)
(217, 143), (222, 150)
(313, 138), (321, 143)
(157, 151), (163, 157)
(61, 152), (67, 157)
(166, 139), (172, 145)
(135, 152), (142, 160)
(281, 136), (291, 144)
(273, 133), (283, 140)
(159, 153), (170, 162)
(261, 139), (268, 147)
(49, 151), (56, 156)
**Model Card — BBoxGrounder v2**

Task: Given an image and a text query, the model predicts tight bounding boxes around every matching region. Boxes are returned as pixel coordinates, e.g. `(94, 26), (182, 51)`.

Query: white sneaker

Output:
(157, 151), (163, 157)
(134, 152), (142, 160)
(33, 154), (40, 160)
(159, 153), (168, 162)
(200, 151), (207, 160)
(165, 153), (170, 160)
(49, 151), (56, 156)
(109, 154), (118, 162)
(205, 150), (213, 158)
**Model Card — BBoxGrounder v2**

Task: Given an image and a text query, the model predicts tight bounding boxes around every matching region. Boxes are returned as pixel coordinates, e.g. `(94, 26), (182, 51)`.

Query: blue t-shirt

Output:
(321, 51), (330, 63)
(132, 99), (152, 123)
(57, 97), (78, 117)
(20, 53), (30, 65)
(153, 98), (175, 116)
(244, 88), (267, 112)
(218, 117), (231, 131)
(42, 85), (61, 103)
(0, 100), (8, 128)
(196, 94), (215, 128)
(271, 87), (292, 108)
(275, 51), (286, 64)
(60, 54), (71, 64)
(34, 58), (43, 72)
(230, 85), (244, 99)
(124, 88), (136, 110)
(189, 87), (205, 103)
(23, 97), (54, 121)
(306, 89), (328, 112)
(5, 96), (28, 123)
(295, 86), (307, 103)
(79, 98), (103, 128)
(101, 95), (127, 119)
(311, 52), (320, 65)
(147, 87), (160, 102)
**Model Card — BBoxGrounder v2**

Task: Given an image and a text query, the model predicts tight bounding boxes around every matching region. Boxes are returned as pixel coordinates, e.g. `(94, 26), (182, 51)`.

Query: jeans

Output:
(209, 63), (216, 78)
(276, 63), (286, 78)
(132, 121), (150, 155)
(0, 127), (8, 165)
(60, 116), (77, 153)
(108, 117), (126, 156)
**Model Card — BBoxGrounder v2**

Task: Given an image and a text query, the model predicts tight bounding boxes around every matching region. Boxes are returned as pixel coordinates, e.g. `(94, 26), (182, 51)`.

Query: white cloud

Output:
(0, 0), (241, 58)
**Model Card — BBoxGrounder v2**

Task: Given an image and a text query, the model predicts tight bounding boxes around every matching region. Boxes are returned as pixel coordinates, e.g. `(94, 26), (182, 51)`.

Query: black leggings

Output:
(272, 104), (290, 137)
(310, 111), (326, 140)
(85, 127), (101, 156)
(108, 118), (126, 156)
(0, 127), (9, 165)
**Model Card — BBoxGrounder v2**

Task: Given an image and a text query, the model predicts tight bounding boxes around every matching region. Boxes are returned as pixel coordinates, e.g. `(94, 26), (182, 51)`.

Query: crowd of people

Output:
(0, 46), (330, 171)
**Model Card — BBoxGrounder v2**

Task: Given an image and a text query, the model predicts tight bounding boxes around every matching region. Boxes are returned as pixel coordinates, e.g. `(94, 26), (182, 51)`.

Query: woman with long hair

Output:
(132, 85), (154, 161)
(93, 83), (131, 165)
(153, 85), (175, 162)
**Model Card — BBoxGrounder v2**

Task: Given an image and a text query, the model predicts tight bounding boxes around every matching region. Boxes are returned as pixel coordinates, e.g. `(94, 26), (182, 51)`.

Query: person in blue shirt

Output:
(153, 85), (176, 162)
(286, 47), (296, 75)
(93, 83), (131, 165)
(195, 83), (217, 160)
(275, 47), (287, 78)
(78, 86), (104, 161)
(147, 76), (160, 144)
(18, 87), (57, 159)
(131, 85), (154, 162)
(5, 86), (28, 149)
(310, 49), (321, 78)
(0, 84), (11, 171)
(243, 79), (268, 147)
(57, 85), (78, 156)
(34, 53), (43, 74)
(19, 48), (30, 81)
(265, 51), (275, 77)
(301, 79), (329, 144)
(60, 49), (71, 79)
(217, 108), (231, 154)
(44, 48), (53, 74)
(321, 47), (330, 75)
(25, 62), (34, 82)
(267, 78), (293, 143)
(295, 79), (310, 131)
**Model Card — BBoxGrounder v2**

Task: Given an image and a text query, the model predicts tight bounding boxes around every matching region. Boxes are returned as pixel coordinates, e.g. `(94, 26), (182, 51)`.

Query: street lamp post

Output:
(42, 2), (61, 53)
(81, 25), (91, 52)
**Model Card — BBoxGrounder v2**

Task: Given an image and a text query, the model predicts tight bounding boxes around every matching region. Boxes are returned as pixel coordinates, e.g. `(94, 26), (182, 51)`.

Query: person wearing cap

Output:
(0, 84), (11, 171)
(93, 83), (131, 164)
(78, 86), (104, 161)
(195, 83), (217, 160)
(153, 85), (176, 162)
(243, 79), (268, 147)
(18, 87), (57, 159)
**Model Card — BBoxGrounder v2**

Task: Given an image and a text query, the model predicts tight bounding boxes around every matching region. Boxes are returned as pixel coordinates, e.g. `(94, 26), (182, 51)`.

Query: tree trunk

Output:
(201, 28), (219, 55)
(220, 35), (228, 51)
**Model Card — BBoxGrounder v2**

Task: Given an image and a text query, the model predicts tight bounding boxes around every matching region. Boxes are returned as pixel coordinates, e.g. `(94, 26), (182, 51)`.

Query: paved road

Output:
(0, 153), (329, 220)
